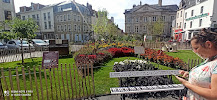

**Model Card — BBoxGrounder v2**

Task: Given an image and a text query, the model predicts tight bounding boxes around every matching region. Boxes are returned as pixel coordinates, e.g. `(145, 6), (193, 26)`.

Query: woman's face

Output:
(191, 39), (210, 59)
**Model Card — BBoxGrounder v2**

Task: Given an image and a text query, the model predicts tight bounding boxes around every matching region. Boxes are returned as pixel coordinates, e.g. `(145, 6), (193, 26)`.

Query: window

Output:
(144, 17), (147, 22)
(134, 26), (139, 33)
(136, 17), (139, 22)
(22, 16), (25, 20)
(57, 16), (59, 22)
(180, 11), (182, 17)
(3, 0), (10, 3)
(37, 22), (40, 26)
(143, 26), (146, 32)
(48, 21), (51, 29)
(74, 24), (77, 31)
(83, 17), (86, 23)
(177, 23), (179, 28)
(37, 14), (39, 20)
(78, 25), (80, 32)
(199, 19), (202, 27)
(78, 15), (80, 21)
(171, 16), (174, 21)
(191, 10), (194, 16)
(161, 16), (165, 21)
(61, 25), (63, 31)
(58, 7), (61, 12)
(74, 15), (76, 21)
(152, 16), (157, 22)
(57, 25), (60, 32)
(64, 14), (66, 21)
(47, 12), (50, 20)
(185, 12), (187, 18)
(44, 22), (47, 29)
(184, 23), (186, 29)
(4, 11), (12, 20)
(64, 24), (67, 32)
(190, 21), (192, 28)
(32, 15), (36, 19)
(68, 14), (71, 20)
(28, 15), (30, 18)
(188, 33), (192, 39)
(201, 6), (204, 13)
(43, 13), (46, 20)
(180, 22), (182, 28)
(83, 26), (86, 31)
(177, 13), (179, 18)
(68, 24), (71, 32)
(60, 15), (63, 21)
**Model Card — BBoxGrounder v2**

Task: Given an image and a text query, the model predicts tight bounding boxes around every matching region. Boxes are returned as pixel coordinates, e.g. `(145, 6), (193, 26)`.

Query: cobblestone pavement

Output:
(85, 94), (179, 100)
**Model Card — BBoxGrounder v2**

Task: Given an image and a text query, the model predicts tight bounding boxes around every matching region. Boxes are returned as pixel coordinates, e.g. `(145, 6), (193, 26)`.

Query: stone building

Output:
(124, 0), (178, 39)
(53, 1), (93, 43)
(19, 2), (62, 39)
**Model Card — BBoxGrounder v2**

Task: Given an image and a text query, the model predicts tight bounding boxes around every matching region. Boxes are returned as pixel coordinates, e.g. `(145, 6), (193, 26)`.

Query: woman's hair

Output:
(191, 28), (217, 49)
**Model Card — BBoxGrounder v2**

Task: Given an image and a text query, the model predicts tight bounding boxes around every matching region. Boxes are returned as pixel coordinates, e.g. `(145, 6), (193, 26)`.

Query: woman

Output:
(176, 28), (217, 100)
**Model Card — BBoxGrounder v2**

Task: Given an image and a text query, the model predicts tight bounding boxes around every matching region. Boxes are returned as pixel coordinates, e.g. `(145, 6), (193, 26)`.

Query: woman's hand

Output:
(175, 76), (189, 85)
(179, 70), (189, 78)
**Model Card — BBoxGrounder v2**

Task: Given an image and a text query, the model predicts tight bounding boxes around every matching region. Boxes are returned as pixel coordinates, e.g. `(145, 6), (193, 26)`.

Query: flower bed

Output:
(141, 48), (186, 70)
(113, 60), (183, 99)
(74, 44), (186, 70)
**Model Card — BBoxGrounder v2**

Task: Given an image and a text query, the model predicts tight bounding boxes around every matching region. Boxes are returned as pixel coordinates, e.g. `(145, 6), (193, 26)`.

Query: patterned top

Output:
(186, 59), (217, 100)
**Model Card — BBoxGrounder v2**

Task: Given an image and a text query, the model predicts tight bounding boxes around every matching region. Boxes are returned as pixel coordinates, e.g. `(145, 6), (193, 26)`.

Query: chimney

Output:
(111, 17), (114, 23)
(158, 0), (162, 6)
(140, 1), (142, 5)
(133, 4), (136, 8)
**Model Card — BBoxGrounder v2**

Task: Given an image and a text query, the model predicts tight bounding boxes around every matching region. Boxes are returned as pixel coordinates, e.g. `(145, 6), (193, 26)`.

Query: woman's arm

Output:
(176, 74), (217, 100)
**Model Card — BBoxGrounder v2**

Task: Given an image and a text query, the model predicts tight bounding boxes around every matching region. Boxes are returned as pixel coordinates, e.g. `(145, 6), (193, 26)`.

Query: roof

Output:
(124, 4), (178, 14)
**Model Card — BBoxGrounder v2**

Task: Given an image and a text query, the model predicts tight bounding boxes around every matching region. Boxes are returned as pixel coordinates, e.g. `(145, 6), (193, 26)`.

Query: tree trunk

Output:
(21, 39), (24, 65)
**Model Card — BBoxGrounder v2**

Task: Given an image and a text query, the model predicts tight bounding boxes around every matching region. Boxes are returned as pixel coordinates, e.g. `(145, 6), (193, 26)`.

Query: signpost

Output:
(134, 46), (145, 54)
(42, 51), (59, 69)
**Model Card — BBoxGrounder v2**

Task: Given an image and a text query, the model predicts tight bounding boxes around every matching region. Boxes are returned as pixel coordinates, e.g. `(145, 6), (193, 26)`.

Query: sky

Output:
(14, 0), (180, 31)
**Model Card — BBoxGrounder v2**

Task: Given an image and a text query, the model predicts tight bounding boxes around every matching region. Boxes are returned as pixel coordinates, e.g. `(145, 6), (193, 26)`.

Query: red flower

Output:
(88, 55), (97, 59)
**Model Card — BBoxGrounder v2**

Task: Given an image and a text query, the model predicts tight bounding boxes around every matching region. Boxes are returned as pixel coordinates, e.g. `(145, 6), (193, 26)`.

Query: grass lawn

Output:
(166, 50), (202, 63)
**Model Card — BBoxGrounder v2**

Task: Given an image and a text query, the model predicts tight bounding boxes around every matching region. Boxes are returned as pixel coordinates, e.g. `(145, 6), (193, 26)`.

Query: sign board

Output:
(134, 46), (145, 54)
(42, 51), (59, 68)
(55, 39), (62, 44)
(110, 70), (180, 78)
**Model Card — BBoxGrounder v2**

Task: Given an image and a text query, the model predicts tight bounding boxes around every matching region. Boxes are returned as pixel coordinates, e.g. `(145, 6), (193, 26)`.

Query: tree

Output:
(146, 18), (165, 41)
(92, 9), (109, 41)
(107, 23), (118, 42)
(0, 20), (15, 40)
(7, 18), (38, 65)
(153, 18), (165, 41)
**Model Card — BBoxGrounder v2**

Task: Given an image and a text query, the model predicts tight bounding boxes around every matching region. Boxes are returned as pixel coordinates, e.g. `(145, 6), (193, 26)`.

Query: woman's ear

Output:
(205, 41), (212, 49)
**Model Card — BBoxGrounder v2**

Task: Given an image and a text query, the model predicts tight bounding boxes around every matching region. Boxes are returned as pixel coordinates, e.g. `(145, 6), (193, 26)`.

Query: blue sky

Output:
(14, 0), (180, 31)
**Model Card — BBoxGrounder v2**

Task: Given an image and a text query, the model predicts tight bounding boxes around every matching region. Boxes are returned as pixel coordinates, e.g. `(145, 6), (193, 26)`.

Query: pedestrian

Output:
(176, 28), (217, 100)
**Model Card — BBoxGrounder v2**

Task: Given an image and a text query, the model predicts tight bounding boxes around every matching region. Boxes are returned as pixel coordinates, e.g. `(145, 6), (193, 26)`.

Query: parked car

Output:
(44, 40), (49, 45)
(31, 39), (49, 51)
(6, 40), (35, 52)
(0, 42), (8, 51)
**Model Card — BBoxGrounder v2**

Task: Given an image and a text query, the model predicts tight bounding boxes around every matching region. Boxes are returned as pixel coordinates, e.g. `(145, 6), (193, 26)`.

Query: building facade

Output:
(184, 0), (217, 40)
(53, 1), (93, 43)
(0, 0), (16, 43)
(173, 0), (217, 41)
(19, 2), (61, 39)
(172, 1), (185, 42)
(124, 0), (178, 39)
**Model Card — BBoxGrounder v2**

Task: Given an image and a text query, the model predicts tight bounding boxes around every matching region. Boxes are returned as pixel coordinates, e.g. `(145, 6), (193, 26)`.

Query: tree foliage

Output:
(92, 8), (119, 41)
(9, 18), (38, 39)
(153, 18), (165, 36)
